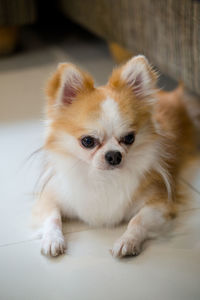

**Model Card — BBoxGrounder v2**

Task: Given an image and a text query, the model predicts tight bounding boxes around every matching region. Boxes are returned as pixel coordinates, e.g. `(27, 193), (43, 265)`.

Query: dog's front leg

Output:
(112, 202), (174, 258)
(40, 209), (65, 257)
(33, 192), (66, 257)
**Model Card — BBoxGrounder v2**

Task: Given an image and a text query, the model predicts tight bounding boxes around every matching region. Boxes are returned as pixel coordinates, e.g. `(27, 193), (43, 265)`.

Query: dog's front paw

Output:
(41, 231), (66, 257)
(111, 234), (141, 258)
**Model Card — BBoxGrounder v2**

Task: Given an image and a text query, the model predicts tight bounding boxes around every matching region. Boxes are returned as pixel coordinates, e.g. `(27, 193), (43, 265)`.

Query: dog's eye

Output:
(81, 136), (96, 149)
(121, 132), (135, 145)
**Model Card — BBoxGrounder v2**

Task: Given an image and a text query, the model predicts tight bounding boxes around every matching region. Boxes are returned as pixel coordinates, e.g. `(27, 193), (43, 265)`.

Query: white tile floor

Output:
(0, 31), (200, 300)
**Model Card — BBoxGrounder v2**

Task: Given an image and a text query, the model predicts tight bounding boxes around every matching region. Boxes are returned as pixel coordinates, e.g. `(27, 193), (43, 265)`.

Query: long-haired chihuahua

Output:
(32, 55), (196, 257)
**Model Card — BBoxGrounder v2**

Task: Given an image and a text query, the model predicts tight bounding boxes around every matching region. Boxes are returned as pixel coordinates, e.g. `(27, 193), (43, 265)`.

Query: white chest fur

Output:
(51, 158), (139, 226)
(47, 145), (157, 226)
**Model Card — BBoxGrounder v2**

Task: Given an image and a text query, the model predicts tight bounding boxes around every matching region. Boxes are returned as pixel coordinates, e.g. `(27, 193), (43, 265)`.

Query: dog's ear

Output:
(109, 55), (158, 99)
(46, 63), (94, 106)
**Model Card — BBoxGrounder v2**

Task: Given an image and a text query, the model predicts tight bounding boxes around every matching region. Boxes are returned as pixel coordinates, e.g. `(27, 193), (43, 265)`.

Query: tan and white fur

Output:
(32, 55), (196, 257)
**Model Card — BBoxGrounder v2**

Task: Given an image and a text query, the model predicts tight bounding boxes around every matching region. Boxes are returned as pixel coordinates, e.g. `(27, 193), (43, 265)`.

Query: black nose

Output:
(105, 151), (122, 166)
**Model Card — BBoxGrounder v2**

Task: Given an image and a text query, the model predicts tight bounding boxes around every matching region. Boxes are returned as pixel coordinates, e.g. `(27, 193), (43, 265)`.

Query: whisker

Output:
(36, 157), (81, 199)
(33, 163), (47, 194)
(19, 147), (43, 172)
(39, 171), (55, 199)
(25, 147), (43, 165)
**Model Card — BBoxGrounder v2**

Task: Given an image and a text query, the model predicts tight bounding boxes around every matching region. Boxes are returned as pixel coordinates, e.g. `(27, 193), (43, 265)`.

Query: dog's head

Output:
(45, 56), (158, 171)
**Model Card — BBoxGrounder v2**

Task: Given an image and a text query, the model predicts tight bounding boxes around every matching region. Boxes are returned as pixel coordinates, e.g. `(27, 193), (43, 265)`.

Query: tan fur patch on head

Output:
(45, 87), (107, 151)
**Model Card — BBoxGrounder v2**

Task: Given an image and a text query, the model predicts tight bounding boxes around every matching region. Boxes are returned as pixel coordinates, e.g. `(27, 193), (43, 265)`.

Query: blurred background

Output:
(0, 0), (200, 124)
(0, 2), (200, 300)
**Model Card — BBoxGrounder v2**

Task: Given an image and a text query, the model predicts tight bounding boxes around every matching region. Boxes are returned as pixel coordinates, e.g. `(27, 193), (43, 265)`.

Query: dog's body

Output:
(33, 56), (196, 257)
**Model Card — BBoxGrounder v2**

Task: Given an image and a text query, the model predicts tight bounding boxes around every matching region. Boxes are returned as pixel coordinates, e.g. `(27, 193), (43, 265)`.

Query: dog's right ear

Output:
(108, 55), (158, 99)
(46, 63), (94, 106)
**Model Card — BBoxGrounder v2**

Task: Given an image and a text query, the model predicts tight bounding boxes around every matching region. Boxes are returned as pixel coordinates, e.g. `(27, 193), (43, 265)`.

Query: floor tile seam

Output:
(179, 178), (200, 195)
(0, 228), (96, 248)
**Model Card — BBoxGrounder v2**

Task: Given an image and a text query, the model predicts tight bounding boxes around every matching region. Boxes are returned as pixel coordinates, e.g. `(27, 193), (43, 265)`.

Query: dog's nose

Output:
(105, 151), (122, 166)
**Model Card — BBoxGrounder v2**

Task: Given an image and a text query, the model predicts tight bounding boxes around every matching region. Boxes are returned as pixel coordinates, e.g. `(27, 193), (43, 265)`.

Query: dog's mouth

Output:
(95, 163), (123, 171)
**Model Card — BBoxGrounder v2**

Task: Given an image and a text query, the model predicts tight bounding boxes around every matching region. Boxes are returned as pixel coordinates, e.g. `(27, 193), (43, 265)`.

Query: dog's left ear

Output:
(109, 55), (158, 98)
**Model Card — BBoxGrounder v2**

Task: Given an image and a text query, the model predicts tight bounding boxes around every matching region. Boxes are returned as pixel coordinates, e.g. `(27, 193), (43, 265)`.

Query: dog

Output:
(32, 55), (196, 257)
